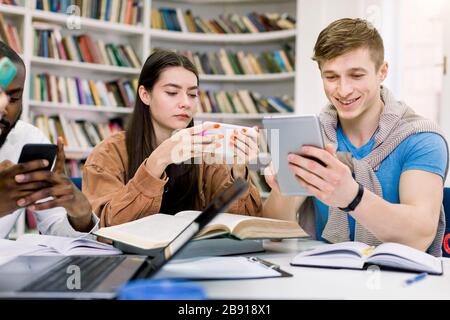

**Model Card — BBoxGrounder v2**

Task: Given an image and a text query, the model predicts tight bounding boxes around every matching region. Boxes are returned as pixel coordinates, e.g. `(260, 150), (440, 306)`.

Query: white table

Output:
(192, 239), (450, 300)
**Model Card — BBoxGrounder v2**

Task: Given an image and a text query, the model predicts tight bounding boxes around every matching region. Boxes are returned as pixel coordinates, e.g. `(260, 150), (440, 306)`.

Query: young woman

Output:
(83, 50), (262, 227)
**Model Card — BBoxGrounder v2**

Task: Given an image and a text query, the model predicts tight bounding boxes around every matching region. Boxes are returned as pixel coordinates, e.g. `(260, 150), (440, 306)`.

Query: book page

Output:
(367, 242), (442, 274)
(291, 242), (369, 270)
(177, 211), (307, 239)
(176, 211), (250, 231)
(16, 234), (122, 256)
(94, 214), (193, 249)
(293, 241), (368, 259)
(0, 239), (57, 267)
(175, 210), (232, 238)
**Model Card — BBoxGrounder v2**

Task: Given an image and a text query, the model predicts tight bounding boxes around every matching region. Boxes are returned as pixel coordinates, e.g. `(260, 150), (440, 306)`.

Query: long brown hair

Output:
(125, 49), (199, 214)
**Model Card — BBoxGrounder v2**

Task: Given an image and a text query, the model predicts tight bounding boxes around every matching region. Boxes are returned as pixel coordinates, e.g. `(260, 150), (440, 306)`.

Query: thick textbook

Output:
(290, 241), (443, 275)
(94, 210), (307, 255)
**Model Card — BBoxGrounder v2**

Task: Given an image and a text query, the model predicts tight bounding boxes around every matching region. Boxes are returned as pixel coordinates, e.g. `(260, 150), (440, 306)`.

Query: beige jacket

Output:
(82, 132), (262, 227)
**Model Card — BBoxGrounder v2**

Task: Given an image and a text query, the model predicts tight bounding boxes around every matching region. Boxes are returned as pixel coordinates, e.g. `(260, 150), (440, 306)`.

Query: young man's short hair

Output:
(312, 18), (384, 70)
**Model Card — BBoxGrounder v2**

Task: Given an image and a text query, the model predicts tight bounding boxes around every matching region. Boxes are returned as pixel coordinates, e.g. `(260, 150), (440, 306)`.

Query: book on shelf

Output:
(151, 8), (296, 34)
(66, 159), (84, 177)
(0, 13), (22, 54)
(32, 114), (124, 149)
(179, 47), (294, 75)
(31, 72), (137, 108)
(0, 0), (19, 5)
(94, 210), (307, 255)
(291, 241), (443, 275)
(197, 89), (294, 115)
(33, 22), (142, 68)
(35, 0), (143, 25)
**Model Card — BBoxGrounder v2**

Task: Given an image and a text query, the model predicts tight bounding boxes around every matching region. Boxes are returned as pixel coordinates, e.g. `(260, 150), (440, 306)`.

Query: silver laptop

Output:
(0, 179), (248, 299)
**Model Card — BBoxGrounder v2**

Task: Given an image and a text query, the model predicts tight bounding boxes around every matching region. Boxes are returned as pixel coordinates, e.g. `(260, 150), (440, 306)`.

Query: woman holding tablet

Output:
(83, 50), (261, 227)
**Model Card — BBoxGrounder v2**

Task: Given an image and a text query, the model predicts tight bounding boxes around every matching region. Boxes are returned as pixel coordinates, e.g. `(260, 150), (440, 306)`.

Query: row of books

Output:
(198, 90), (294, 114)
(151, 8), (295, 34)
(178, 46), (294, 75)
(66, 159), (85, 178)
(35, 0), (143, 25)
(33, 22), (141, 68)
(33, 114), (124, 149)
(0, 13), (22, 54)
(31, 73), (138, 108)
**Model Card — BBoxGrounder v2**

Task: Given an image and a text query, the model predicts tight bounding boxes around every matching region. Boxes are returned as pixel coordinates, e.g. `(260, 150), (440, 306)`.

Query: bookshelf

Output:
(1, 0), (300, 237)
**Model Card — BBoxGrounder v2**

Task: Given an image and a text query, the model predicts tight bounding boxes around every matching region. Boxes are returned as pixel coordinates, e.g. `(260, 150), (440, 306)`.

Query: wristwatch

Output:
(338, 182), (364, 212)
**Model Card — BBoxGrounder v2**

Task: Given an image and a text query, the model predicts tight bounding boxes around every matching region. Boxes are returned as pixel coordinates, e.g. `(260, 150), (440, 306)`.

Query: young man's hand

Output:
(14, 138), (94, 231)
(0, 159), (51, 217)
(287, 143), (359, 208)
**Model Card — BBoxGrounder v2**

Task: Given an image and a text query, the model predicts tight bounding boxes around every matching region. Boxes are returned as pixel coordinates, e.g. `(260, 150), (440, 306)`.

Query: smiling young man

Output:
(0, 41), (98, 238)
(262, 18), (448, 256)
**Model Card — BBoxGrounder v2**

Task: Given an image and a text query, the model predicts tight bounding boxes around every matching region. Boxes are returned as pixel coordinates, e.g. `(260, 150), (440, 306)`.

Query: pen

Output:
(248, 257), (280, 270)
(404, 272), (428, 286)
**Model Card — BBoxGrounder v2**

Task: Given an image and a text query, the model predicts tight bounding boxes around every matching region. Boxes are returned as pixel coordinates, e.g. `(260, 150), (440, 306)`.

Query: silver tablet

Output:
(262, 115), (325, 196)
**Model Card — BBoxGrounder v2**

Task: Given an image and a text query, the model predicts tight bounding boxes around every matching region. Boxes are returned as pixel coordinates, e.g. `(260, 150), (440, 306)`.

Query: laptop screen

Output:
(133, 178), (249, 279)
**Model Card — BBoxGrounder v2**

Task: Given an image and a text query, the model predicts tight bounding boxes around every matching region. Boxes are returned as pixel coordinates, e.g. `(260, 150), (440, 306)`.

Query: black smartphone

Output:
(18, 144), (57, 171)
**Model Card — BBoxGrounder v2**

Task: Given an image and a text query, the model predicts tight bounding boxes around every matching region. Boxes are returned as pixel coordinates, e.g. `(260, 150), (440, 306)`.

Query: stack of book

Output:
(33, 22), (141, 68)
(198, 90), (294, 114)
(31, 73), (137, 108)
(35, 0), (143, 25)
(0, 13), (22, 54)
(32, 114), (123, 149)
(177, 45), (294, 75)
(151, 8), (296, 33)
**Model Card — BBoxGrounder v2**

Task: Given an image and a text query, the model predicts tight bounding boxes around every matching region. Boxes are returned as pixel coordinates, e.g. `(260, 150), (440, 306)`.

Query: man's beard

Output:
(0, 110), (22, 149)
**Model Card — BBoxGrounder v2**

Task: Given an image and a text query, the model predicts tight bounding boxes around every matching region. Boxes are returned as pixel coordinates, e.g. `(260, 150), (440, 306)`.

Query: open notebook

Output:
(291, 241), (443, 275)
(0, 234), (121, 266)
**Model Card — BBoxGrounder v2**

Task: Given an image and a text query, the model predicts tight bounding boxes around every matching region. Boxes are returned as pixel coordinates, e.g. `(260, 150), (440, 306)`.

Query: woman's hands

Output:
(228, 126), (259, 165)
(146, 122), (224, 178)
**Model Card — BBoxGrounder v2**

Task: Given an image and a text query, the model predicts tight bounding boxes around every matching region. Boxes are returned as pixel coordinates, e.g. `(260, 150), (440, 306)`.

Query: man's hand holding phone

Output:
(0, 158), (51, 217)
(11, 138), (94, 231)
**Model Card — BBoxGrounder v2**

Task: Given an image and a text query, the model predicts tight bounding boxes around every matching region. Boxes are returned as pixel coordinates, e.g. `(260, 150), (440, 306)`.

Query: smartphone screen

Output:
(18, 144), (57, 171)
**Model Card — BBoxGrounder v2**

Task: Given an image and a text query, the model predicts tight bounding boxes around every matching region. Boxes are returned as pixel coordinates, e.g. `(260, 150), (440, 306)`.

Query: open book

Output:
(0, 234), (121, 260)
(291, 241), (443, 275)
(94, 210), (307, 254)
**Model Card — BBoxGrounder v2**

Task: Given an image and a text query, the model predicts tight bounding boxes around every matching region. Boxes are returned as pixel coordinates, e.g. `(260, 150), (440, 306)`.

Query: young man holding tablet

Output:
(262, 18), (448, 256)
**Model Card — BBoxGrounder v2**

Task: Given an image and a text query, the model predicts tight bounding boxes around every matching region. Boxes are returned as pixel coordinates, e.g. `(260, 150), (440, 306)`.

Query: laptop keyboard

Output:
(21, 256), (126, 293)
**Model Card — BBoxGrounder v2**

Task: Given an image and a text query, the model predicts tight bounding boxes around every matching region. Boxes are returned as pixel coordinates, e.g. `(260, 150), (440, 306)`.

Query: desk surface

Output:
(191, 239), (450, 300)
